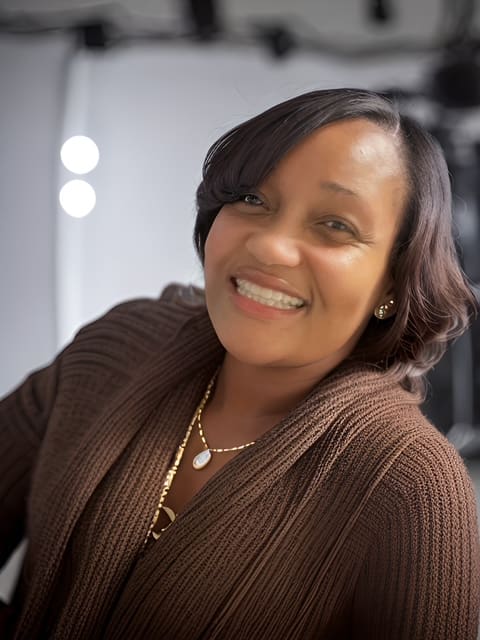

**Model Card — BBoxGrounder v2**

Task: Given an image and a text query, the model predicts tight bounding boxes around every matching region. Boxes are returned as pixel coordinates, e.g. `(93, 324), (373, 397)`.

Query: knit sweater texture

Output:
(1, 285), (479, 639)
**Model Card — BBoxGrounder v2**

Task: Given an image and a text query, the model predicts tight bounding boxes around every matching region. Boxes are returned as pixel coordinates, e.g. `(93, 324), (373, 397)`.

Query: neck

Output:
(209, 354), (335, 425)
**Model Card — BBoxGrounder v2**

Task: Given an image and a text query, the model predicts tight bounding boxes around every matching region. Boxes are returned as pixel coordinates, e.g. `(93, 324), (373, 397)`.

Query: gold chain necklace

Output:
(144, 368), (257, 545)
(143, 372), (216, 545)
(192, 375), (256, 469)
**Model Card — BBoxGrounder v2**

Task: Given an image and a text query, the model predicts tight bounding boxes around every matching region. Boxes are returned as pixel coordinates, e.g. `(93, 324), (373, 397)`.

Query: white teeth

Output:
(235, 278), (305, 309)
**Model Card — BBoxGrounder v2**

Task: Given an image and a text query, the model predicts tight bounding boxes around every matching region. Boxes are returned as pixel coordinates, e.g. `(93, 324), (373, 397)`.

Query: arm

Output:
(0, 356), (61, 568)
(0, 297), (148, 567)
(0, 288), (199, 569)
(352, 436), (480, 639)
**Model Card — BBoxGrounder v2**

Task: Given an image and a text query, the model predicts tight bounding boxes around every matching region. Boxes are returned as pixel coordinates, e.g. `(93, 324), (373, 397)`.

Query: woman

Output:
(1, 88), (479, 639)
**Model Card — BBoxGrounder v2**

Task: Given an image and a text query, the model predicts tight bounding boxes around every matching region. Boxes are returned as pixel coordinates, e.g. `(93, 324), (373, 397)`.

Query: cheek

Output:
(204, 216), (226, 270)
(308, 246), (390, 303)
(203, 214), (239, 291)
(204, 212), (245, 270)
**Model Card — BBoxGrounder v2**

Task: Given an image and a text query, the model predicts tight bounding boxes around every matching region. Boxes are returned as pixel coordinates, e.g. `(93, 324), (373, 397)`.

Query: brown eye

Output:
(323, 220), (354, 233)
(241, 194), (264, 206)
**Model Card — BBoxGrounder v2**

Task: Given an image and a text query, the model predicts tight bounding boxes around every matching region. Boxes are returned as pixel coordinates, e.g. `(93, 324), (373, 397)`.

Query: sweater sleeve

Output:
(0, 353), (62, 568)
(351, 435), (480, 639)
(0, 290), (194, 571)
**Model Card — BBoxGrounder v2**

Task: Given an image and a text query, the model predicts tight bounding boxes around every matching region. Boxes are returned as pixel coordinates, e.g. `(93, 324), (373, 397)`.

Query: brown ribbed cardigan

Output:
(1, 286), (479, 639)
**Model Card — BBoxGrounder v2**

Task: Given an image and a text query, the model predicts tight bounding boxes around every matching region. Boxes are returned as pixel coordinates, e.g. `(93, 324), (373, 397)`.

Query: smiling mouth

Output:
(233, 278), (306, 310)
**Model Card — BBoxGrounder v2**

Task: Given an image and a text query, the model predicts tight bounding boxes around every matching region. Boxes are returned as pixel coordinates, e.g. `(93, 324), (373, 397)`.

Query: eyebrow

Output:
(319, 181), (360, 199)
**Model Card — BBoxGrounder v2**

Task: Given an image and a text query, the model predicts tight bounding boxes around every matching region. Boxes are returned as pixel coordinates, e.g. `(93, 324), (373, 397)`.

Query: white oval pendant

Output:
(193, 449), (212, 470)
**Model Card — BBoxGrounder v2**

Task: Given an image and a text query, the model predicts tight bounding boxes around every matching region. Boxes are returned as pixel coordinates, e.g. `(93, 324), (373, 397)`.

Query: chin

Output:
(212, 327), (289, 367)
(224, 342), (284, 367)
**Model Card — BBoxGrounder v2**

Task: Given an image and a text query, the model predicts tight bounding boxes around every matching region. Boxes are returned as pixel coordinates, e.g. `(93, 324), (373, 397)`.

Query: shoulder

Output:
(362, 403), (479, 539)
(349, 404), (480, 637)
(343, 389), (479, 572)
(385, 417), (477, 514)
(322, 366), (478, 524)
(360, 381), (476, 505)
(74, 283), (205, 343)
(59, 283), (207, 372)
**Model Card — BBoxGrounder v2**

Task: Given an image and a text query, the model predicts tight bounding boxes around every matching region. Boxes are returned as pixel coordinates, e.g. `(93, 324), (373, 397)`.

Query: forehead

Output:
(281, 118), (405, 179)
(267, 118), (407, 213)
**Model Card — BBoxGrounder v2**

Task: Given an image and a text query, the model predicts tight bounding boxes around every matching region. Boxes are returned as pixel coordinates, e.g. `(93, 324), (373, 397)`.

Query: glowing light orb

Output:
(60, 135), (99, 174)
(59, 180), (96, 218)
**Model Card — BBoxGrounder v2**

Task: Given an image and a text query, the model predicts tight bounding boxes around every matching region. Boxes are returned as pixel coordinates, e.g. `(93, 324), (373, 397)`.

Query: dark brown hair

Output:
(193, 88), (477, 392)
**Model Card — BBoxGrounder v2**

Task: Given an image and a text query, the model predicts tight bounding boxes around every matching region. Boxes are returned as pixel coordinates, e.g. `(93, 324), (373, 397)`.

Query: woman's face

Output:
(203, 118), (408, 376)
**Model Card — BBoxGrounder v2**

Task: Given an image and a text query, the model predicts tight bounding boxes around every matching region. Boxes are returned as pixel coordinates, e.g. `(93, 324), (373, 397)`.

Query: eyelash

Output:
(321, 219), (355, 234)
(238, 193), (264, 206)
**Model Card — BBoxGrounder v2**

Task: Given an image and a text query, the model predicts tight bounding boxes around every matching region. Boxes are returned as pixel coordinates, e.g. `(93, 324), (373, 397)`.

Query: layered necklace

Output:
(144, 368), (257, 545)
(192, 371), (256, 469)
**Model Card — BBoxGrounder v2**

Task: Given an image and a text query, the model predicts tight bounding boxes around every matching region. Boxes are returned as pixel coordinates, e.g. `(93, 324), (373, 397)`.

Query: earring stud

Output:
(374, 299), (395, 320)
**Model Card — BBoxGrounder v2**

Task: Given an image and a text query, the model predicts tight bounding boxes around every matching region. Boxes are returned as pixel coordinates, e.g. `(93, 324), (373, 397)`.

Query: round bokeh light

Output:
(60, 135), (99, 174)
(59, 179), (96, 218)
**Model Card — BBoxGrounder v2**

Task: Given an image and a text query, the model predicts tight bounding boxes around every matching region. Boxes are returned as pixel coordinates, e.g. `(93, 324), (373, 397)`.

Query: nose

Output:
(245, 229), (302, 268)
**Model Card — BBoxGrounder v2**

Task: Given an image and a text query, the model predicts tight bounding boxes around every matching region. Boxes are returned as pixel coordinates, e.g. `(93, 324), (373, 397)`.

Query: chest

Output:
(103, 439), (364, 640)
(150, 415), (258, 534)
(32, 386), (375, 640)
(153, 414), (264, 537)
